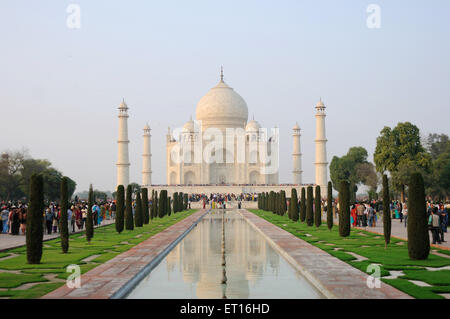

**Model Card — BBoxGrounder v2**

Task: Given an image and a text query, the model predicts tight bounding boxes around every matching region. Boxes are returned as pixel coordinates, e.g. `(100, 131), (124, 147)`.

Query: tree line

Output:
(0, 150), (76, 201)
(330, 123), (449, 201)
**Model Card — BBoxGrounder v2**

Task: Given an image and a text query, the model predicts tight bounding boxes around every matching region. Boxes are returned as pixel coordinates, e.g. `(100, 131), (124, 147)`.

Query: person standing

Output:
(429, 207), (441, 244)
(1, 206), (9, 233)
(438, 206), (446, 243)
(68, 206), (75, 233)
(10, 207), (20, 235)
(19, 207), (27, 235)
(45, 208), (53, 234)
(403, 204), (408, 228)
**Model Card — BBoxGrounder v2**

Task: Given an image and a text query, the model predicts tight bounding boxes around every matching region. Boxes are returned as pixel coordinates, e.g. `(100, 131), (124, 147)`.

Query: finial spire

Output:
(220, 66), (224, 82)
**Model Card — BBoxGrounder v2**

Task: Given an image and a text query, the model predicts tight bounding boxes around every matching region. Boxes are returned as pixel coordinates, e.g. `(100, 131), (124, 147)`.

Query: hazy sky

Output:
(1, 1), (449, 193)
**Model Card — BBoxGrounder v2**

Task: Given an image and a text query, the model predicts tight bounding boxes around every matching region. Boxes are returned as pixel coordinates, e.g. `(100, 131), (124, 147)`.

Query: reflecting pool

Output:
(127, 210), (323, 299)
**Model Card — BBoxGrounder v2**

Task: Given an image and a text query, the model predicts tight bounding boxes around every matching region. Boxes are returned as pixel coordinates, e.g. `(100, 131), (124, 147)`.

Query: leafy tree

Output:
(382, 175), (391, 246)
(142, 188), (149, 224)
(426, 133), (449, 160)
(59, 177), (69, 253)
(300, 188), (306, 222)
(125, 185), (134, 230)
(115, 185), (125, 233)
(330, 146), (372, 200)
(129, 183), (141, 195)
(306, 186), (314, 226)
(86, 184), (94, 243)
(327, 182), (333, 230)
(0, 150), (76, 201)
(426, 135), (450, 200)
(407, 173), (430, 260)
(26, 174), (44, 264)
(374, 122), (432, 201)
(338, 181), (350, 237)
(135, 191), (143, 227)
(290, 189), (299, 222)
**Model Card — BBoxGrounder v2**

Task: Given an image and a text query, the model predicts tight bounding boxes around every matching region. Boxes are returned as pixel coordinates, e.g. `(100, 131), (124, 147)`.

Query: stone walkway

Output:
(42, 210), (207, 299)
(240, 209), (411, 299)
(0, 219), (115, 252)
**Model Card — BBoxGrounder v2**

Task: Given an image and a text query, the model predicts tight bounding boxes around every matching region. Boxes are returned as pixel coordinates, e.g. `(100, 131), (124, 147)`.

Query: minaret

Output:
(315, 99), (328, 192)
(116, 99), (130, 188)
(292, 122), (302, 184)
(142, 123), (152, 186)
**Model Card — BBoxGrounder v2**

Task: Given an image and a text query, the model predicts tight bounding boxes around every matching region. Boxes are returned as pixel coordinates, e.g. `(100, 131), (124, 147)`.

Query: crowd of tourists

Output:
(0, 200), (118, 236)
(330, 199), (448, 245)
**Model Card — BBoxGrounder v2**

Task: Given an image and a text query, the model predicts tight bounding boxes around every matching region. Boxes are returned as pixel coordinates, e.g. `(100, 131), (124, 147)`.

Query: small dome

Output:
(183, 119), (195, 132)
(293, 122), (300, 130)
(143, 123), (150, 130)
(245, 120), (261, 132)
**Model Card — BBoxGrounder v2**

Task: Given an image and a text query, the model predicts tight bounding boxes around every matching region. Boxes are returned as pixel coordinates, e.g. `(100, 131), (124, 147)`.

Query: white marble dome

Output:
(196, 80), (248, 128)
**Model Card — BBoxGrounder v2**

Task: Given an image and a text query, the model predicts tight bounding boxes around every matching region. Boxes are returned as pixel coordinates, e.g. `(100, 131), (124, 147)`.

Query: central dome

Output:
(196, 79), (248, 129)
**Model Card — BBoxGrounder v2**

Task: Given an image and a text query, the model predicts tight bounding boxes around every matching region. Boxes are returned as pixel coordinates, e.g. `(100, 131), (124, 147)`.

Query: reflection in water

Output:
(127, 210), (323, 299)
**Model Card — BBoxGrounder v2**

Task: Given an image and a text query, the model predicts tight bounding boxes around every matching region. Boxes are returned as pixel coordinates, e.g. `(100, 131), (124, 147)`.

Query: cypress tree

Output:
(407, 173), (430, 260)
(338, 181), (351, 237)
(173, 192), (179, 213)
(125, 185), (134, 230)
(382, 175), (391, 246)
(167, 197), (172, 216)
(152, 191), (158, 219)
(272, 192), (278, 214)
(86, 184), (94, 243)
(135, 191), (143, 227)
(179, 192), (184, 212)
(291, 188), (299, 222)
(59, 177), (69, 253)
(314, 185), (322, 227)
(327, 182), (333, 231)
(159, 190), (167, 218)
(142, 188), (149, 224)
(183, 193), (188, 210)
(300, 188), (306, 222)
(306, 186), (314, 226)
(115, 185), (125, 233)
(280, 190), (287, 216)
(26, 173), (44, 264)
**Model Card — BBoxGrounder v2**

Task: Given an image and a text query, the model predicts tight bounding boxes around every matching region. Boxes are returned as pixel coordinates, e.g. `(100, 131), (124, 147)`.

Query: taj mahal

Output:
(116, 69), (328, 197)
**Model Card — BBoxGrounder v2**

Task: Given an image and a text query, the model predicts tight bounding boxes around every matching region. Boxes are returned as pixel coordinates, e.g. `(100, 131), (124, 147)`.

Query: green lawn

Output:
(0, 209), (197, 299)
(249, 209), (450, 299)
